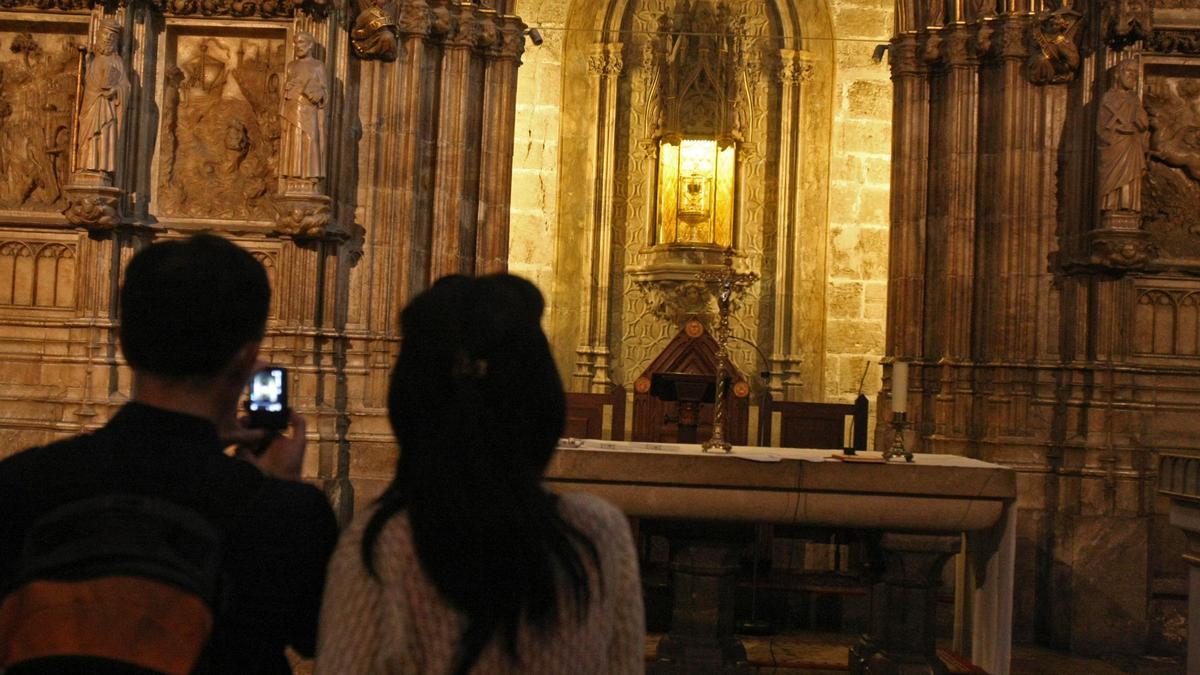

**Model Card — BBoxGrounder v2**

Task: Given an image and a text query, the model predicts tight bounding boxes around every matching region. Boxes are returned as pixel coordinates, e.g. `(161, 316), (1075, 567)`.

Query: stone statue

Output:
(1098, 59), (1149, 212)
(76, 20), (130, 175)
(351, 0), (399, 61)
(279, 31), (326, 182)
(1026, 3), (1082, 85)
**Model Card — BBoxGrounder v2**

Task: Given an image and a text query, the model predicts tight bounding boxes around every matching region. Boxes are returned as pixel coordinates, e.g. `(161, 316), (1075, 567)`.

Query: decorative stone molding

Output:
(1104, 0), (1152, 51)
(1025, 1), (1083, 85)
(1145, 29), (1200, 56)
(587, 44), (623, 77)
(148, 0), (328, 19)
(0, 0), (87, 11)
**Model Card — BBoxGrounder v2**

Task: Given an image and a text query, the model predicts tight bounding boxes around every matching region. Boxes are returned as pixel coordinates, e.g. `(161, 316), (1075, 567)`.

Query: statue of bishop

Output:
(76, 20), (130, 175)
(280, 31), (327, 184)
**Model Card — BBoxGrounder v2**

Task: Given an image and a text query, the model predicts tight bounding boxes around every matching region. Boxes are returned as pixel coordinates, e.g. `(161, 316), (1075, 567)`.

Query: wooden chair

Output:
(758, 393), (868, 451)
(563, 386), (626, 440)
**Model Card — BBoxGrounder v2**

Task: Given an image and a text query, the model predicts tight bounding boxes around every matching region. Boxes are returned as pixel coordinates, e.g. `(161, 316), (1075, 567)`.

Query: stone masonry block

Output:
(827, 281), (864, 319)
(826, 319), (885, 354)
(847, 79), (893, 120)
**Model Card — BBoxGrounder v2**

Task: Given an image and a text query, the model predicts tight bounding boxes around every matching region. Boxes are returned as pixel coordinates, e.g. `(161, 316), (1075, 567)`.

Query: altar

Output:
(545, 439), (1016, 675)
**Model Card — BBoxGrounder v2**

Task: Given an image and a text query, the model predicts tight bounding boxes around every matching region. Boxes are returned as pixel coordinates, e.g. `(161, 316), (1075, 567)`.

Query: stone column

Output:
(475, 15), (525, 274)
(576, 42), (623, 392)
(430, 2), (480, 279)
(849, 533), (960, 675)
(883, 32), (929, 439)
(922, 24), (979, 449)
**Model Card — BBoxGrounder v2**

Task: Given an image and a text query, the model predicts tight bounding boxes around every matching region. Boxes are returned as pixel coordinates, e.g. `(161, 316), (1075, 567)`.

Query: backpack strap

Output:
(0, 494), (224, 675)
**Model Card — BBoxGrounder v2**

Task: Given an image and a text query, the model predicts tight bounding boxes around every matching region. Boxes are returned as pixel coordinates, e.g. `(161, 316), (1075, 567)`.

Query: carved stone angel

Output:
(76, 20), (130, 175)
(279, 32), (326, 183)
(1097, 59), (1149, 212)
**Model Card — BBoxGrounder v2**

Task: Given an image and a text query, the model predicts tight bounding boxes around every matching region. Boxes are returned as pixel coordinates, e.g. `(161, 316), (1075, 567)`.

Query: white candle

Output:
(892, 360), (908, 414)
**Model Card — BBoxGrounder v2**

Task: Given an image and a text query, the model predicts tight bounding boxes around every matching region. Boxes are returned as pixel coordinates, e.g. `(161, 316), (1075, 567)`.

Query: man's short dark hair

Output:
(120, 234), (270, 378)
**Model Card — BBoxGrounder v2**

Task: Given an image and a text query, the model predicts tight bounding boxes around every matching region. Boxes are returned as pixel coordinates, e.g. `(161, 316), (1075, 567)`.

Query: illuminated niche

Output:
(656, 138), (735, 249)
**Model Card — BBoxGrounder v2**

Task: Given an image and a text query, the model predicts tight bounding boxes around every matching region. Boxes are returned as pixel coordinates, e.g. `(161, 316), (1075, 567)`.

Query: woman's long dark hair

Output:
(361, 274), (600, 675)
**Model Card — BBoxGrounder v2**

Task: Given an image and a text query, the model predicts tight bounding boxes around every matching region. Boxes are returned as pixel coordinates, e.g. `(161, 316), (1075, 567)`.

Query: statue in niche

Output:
(1097, 59), (1149, 212)
(351, 0), (398, 61)
(279, 31), (326, 186)
(75, 20), (129, 175)
(1026, 1), (1082, 85)
(0, 33), (78, 209)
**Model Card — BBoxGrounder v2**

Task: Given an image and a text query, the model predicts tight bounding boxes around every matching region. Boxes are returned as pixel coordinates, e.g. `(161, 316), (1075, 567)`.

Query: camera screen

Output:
(249, 368), (285, 412)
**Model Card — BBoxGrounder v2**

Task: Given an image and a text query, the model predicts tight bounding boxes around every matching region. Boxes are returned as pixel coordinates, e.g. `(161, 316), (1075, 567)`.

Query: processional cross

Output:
(696, 249), (758, 452)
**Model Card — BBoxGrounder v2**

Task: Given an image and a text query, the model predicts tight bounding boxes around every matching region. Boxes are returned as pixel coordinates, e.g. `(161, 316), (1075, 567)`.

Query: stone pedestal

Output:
(273, 191), (332, 240)
(63, 170), (121, 231)
(650, 524), (752, 674)
(849, 533), (959, 675)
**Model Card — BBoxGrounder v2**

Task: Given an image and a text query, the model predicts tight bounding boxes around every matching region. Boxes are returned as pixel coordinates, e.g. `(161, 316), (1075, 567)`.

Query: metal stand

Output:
(882, 411), (913, 462)
(698, 250), (757, 454)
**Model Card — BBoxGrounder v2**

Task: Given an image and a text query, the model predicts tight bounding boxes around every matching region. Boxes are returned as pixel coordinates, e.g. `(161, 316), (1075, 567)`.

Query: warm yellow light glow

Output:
(656, 138), (735, 247)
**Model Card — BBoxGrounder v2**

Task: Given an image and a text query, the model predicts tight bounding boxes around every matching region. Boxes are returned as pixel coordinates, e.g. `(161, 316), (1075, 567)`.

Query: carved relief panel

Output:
(154, 25), (286, 223)
(1142, 60), (1200, 260)
(0, 22), (85, 214)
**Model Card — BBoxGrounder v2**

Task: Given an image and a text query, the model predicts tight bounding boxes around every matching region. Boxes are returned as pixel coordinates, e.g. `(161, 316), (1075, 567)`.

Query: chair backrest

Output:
(759, 393), (869, 451)
(564, 386), (627, 440)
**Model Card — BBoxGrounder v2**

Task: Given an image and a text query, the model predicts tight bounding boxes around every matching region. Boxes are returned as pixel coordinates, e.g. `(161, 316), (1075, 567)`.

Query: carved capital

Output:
(443, 5), (477, 49)
(428, 4), (451, 35)
(777, 54), (814, 84)
(890, 35), (923, 77)
(493, 17), (525, 62)
(475, 13), (498, 50)
(1104, 0), (1152, 51)
(587, 43), (623, 77)
(994, 15), (1031, 61)
(273, 193), (332, 240)
(942, 26), (977, 67)
(396, 0), (432, 37)
(921, 32), (944, 65)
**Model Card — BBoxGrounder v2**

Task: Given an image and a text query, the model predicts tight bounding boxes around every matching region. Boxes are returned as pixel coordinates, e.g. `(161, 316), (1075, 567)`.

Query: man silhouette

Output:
(0, 234), (338, 673)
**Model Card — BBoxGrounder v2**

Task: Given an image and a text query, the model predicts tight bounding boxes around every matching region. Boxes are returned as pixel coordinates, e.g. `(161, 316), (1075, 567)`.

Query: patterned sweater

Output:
(314, 492), (645, 674)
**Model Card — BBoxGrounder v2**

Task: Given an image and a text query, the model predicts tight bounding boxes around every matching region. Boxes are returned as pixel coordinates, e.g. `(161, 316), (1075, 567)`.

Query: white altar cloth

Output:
(546, 438), (1016, 675)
